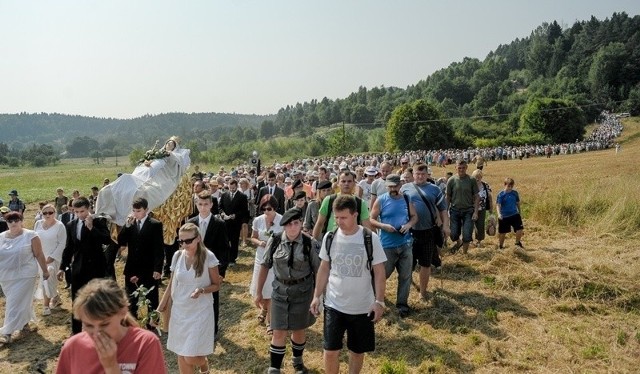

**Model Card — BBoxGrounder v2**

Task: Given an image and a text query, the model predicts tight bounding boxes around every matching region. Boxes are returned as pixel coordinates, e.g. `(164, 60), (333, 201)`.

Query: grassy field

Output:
(1, 119), (639, 373)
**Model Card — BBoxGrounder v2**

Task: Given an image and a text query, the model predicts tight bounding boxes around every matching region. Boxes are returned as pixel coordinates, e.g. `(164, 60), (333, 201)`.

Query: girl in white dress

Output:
(158, 223), (220, 374)
(33, 204), (67, 316)
(0, 212), (49, 344)
(249, 195), (282, 333)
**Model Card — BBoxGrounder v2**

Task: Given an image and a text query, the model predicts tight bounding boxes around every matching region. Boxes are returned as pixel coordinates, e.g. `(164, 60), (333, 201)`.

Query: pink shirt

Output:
(56, 327), (167, 374)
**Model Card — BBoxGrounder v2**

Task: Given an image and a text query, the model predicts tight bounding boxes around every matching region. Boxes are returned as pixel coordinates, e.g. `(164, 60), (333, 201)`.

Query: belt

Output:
(277, 273), (313, 286)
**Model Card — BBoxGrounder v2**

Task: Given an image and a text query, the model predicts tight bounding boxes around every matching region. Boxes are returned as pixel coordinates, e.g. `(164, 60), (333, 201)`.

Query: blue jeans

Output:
(450, 208), (474, 243)
(383, 243), (413, 311)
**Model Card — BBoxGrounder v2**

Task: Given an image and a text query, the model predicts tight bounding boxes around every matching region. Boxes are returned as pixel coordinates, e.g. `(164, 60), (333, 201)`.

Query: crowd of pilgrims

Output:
(0, 110), (624, 373)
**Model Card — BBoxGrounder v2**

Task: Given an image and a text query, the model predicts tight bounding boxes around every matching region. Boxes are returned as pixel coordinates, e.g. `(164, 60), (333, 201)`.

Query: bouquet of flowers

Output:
(138, 140), (170, 165)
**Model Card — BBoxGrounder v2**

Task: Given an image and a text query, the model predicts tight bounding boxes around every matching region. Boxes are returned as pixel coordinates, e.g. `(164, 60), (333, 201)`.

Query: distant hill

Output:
(0, 112), (272, 150)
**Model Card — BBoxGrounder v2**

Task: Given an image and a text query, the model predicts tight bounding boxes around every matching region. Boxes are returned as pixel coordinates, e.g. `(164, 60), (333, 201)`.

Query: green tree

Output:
(260, 120), (276, 139)
(350, 104), (374, 124)
(385, 99), (454, 151)
(519, 98), (586, 143)
(588, 42), (629, 103)
(66, 136), (100, 158)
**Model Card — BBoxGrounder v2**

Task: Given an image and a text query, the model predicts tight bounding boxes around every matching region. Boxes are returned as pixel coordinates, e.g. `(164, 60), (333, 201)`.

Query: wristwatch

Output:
(374, 300), (385, 307)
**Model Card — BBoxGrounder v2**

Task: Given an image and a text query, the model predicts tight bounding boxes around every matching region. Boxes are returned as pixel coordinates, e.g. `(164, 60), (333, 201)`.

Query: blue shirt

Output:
(400, 182), (446, 230)
(496, 190), (520, 218)
(376, 193), (412, 249)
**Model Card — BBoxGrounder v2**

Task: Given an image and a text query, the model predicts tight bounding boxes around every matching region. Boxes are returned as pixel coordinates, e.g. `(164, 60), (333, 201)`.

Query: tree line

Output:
(0, 142), (59, 167)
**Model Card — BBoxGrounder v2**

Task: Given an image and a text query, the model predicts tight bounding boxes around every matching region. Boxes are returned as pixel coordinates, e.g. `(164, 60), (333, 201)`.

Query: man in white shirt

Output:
(310, 195), (386, 374)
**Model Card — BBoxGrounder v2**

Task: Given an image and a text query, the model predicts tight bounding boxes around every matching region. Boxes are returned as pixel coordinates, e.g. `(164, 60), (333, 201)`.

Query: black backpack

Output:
(324, 226), (376, 294)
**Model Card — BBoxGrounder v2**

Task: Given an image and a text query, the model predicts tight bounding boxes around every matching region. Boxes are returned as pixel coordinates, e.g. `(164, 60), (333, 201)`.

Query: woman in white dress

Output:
(95, 136), (191, 226)
(0, 212), (50, 344)
(33, 203), (67, 316)
(158, 222), (220, 374)
(249, 195), (282, 334)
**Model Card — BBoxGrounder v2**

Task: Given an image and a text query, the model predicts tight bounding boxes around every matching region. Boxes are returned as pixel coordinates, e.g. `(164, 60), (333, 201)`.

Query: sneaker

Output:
(476, 241), (483, 248)
(42, 307), (51, 316)
(49, 296), (61, 309)
(515, 241), (524, 249)
(293, 364), (309, 374)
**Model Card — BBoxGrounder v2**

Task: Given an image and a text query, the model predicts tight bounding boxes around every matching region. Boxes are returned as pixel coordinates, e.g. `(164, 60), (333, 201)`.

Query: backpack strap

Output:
(267, 234), (282, 268)
(362, 227), (373, 271)
(324, 227), (339, 268)
(322, 194), (338, 234)
(302, 234), (313, 272)
(402, 193), (411, 222)
(362, 227), (376, 295)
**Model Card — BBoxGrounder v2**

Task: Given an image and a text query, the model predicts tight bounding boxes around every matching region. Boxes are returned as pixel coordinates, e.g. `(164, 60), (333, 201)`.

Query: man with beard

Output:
(369, 174), (418, 317)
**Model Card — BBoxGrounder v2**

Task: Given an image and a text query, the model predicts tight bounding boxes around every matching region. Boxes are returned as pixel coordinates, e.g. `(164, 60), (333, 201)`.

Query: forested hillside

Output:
(263, 12), (639, 149)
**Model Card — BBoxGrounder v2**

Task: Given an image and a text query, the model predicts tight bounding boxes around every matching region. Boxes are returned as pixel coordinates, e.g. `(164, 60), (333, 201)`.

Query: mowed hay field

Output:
(1, 119), (640, 373)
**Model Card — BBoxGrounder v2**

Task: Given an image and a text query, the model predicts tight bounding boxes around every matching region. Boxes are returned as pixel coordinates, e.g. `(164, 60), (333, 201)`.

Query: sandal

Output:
(257, 309), (267, 324)
(266, 324), (273, 335)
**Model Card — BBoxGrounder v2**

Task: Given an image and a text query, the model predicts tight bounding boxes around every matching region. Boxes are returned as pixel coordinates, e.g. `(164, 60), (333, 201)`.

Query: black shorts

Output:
(411, 229), (437, 267)
(498, 214), (524, 234)
(323, 306), (375, 354)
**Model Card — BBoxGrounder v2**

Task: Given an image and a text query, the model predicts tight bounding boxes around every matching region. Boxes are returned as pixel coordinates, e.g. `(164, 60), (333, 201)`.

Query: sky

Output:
(1, 1), (639, 119)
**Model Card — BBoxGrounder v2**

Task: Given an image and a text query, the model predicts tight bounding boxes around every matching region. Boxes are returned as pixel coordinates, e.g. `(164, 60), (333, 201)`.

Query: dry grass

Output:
(2, 119), (640, 373)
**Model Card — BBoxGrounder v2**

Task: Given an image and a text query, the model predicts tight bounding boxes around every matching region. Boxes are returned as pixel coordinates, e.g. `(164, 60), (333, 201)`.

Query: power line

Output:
(330, 99), (627, 127)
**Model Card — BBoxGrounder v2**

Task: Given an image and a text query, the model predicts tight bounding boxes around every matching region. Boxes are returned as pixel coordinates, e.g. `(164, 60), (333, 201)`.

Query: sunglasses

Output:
(262, 207), (274, 212)
(177, 237), (198, 245)
(7, 219), (22, 224)
(42, 211), (55, 216)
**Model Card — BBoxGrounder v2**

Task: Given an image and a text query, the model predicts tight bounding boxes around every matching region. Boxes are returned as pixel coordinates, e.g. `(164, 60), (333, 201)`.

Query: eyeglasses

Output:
(262, 207), (274, 212)
(7, 219), (22, 224)
(42, 211), (55, 216)
(177, 237), (197, 245)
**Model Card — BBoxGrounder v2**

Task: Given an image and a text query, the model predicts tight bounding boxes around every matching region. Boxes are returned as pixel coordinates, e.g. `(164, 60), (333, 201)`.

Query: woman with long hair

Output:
(0, 212), (49, 344)
(249, 195), (282, 334)
(158, 222), (221, 374)
(33, 203), (67, 316)
(56, 278), (167, 373)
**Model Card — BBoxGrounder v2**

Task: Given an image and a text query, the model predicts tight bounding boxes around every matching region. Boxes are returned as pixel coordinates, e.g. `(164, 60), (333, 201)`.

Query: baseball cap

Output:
(385, 174), (401, 187)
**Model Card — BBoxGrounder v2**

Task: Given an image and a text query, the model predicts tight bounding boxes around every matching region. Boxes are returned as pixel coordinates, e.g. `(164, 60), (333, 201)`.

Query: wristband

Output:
(374, 300), (385, 307)
(199, 288), (205, 294)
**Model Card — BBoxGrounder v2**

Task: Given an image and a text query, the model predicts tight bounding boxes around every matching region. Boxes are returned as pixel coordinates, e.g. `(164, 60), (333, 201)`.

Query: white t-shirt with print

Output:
(320, 226), (386, 315)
